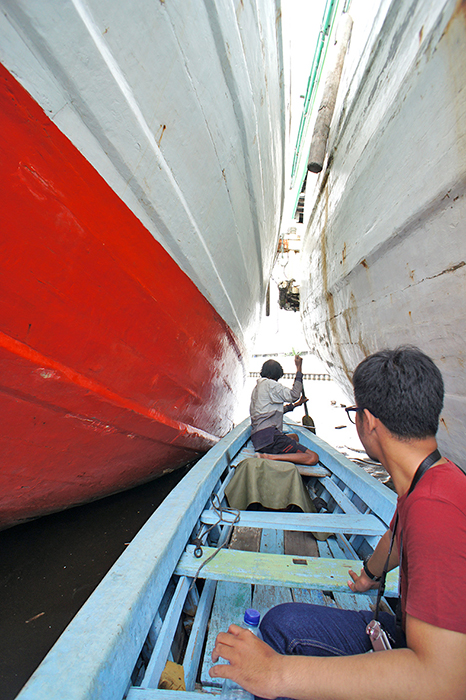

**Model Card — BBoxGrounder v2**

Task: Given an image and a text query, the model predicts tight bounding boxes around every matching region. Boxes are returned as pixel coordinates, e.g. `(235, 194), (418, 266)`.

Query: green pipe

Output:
(290, 0), (338, 183)
(290, 0), (344, 217)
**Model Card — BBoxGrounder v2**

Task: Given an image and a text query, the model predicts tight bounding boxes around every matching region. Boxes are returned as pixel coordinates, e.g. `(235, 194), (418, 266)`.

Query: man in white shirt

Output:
(250, 355), (318, 466)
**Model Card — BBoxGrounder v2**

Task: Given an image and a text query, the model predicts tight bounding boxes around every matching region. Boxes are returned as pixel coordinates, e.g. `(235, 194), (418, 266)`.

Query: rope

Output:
(188, 494), (240, 592)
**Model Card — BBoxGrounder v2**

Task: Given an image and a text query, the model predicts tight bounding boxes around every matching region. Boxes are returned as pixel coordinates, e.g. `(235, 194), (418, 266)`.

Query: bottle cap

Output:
(244, 608), (260, 626)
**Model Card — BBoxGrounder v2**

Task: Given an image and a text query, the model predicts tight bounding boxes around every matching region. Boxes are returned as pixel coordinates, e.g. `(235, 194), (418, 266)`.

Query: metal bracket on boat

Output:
(192, 538), (204, 558)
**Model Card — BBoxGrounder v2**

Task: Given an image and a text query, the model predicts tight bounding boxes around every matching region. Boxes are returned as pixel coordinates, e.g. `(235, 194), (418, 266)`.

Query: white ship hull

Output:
(298, 0), (466, 466)
(0, 0), (284, 345)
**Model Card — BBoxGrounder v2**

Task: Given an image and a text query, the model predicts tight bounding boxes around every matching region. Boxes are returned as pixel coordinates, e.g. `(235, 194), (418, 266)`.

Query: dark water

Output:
(0, 466), (190, 700)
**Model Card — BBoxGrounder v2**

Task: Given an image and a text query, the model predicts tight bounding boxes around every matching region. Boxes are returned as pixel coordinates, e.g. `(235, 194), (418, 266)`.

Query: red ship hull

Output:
(0, 65), (245, 529)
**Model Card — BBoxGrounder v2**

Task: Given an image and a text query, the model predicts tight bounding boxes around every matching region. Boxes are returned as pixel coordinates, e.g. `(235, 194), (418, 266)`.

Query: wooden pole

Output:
(308, 13), (353, 173)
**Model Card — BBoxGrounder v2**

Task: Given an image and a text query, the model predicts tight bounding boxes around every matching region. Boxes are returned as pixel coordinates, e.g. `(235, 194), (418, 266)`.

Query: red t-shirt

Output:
(393, 460), (466, 633)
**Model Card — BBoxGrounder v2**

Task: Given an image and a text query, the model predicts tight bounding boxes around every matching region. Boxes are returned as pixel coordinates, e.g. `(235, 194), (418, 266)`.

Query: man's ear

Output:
(362, 408), (378, 433)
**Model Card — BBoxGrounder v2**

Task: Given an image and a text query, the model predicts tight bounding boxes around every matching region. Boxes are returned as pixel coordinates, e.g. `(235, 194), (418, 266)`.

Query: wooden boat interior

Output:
(17, 418), (398, 700)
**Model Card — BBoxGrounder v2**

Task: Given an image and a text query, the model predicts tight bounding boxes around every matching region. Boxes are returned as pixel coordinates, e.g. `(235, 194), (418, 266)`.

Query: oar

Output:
(301, 386), (316, 433)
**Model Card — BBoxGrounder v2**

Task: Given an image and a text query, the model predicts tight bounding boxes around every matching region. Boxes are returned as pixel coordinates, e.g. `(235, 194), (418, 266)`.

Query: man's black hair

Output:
(352, 346), (444, 439)
(260, 359), (284, 381)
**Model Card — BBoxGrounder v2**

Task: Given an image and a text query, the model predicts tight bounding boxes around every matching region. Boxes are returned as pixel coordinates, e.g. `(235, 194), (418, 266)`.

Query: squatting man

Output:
(210, 346), (466, 700)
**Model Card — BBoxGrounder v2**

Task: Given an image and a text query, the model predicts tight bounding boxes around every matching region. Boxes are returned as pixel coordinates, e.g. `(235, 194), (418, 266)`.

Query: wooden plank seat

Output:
(175, 546), (399, 596)
(200, 510), (387, 536)
(296, 464), (331, 477)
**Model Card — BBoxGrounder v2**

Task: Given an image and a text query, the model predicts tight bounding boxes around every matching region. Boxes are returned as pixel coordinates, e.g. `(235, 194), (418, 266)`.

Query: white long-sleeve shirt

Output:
(249, 372), (303, 449)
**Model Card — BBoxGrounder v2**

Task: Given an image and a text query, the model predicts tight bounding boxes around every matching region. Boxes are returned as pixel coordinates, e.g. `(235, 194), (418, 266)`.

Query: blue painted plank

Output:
(128, 690), (217, 700)
(316, 539), (333, 558)
(252, 527), (292, 619)
(16, 419), (252, 700)
(334, 533), (359, 560)
(326, 536), (351, 560)
(315, 538), (372, 612)
(292, 588), (337, 607)
(183, 580), (217, 691)
(141, 577), (191, 688)
(260, 528), (284, 554)
(320, 477), (362, 514)
(253, 584), (293, 619)
(201, 510), (386, 535)
(200, 581), (251, 687)
(318, 532), (393, 615)
(333, 591), (373, 611)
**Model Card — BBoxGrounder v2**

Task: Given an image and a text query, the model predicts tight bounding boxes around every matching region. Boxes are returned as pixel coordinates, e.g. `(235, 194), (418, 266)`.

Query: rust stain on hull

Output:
(320, 186), (356, 384)
(427, 260), (465, 279)
(157, 124), (167, 146)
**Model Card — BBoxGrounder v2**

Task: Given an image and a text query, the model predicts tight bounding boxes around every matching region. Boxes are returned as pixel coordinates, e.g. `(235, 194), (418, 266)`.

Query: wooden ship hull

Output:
(0, 0), (284, 528)
(296, 0), (466, 468)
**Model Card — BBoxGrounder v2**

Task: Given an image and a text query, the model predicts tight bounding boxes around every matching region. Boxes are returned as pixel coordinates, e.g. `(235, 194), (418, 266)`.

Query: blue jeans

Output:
(258, 603), (404, 700)
(260, 602), (403, 656)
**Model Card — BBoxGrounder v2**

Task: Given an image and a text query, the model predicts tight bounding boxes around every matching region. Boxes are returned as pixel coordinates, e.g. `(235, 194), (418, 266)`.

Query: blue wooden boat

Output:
(17, 419), (398, 700)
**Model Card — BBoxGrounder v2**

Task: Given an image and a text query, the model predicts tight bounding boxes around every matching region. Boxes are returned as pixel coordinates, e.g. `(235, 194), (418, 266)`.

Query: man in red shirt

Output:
(210, 346), (466, 699)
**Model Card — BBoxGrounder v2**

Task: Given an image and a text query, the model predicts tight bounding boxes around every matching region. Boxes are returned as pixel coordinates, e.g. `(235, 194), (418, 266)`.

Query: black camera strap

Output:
(373, 449), (441, 629)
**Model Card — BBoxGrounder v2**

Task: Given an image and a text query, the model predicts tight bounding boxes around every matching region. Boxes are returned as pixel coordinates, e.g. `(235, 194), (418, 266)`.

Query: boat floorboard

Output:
(198, 523), (394, 691)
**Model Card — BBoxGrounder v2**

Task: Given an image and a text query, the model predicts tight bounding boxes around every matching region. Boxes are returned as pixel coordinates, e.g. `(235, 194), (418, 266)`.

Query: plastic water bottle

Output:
(219, 608), (261, 700)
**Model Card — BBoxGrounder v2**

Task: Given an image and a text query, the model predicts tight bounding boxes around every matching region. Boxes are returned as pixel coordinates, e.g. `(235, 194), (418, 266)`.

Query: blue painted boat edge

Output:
(127, 690), (216, 699)
(16, 418), (252, 700)
(285, 419), (397, 525)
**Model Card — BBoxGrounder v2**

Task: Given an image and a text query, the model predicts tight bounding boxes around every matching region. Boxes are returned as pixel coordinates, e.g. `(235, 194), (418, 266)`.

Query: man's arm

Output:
(288, 355), (303, 403)
(284, 395), (308, 414)
(348, 528), (399, 592)
(210, 616), (466, 700)
(269, 355), (303, 404)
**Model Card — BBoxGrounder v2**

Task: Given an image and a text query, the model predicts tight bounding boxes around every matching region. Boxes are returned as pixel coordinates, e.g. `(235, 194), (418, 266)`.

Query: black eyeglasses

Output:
(345, 405), (365, 424)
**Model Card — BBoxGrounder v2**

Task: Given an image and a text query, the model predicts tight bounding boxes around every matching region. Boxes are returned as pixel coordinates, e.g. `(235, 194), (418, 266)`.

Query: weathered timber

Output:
(176, 546), (399, 596)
